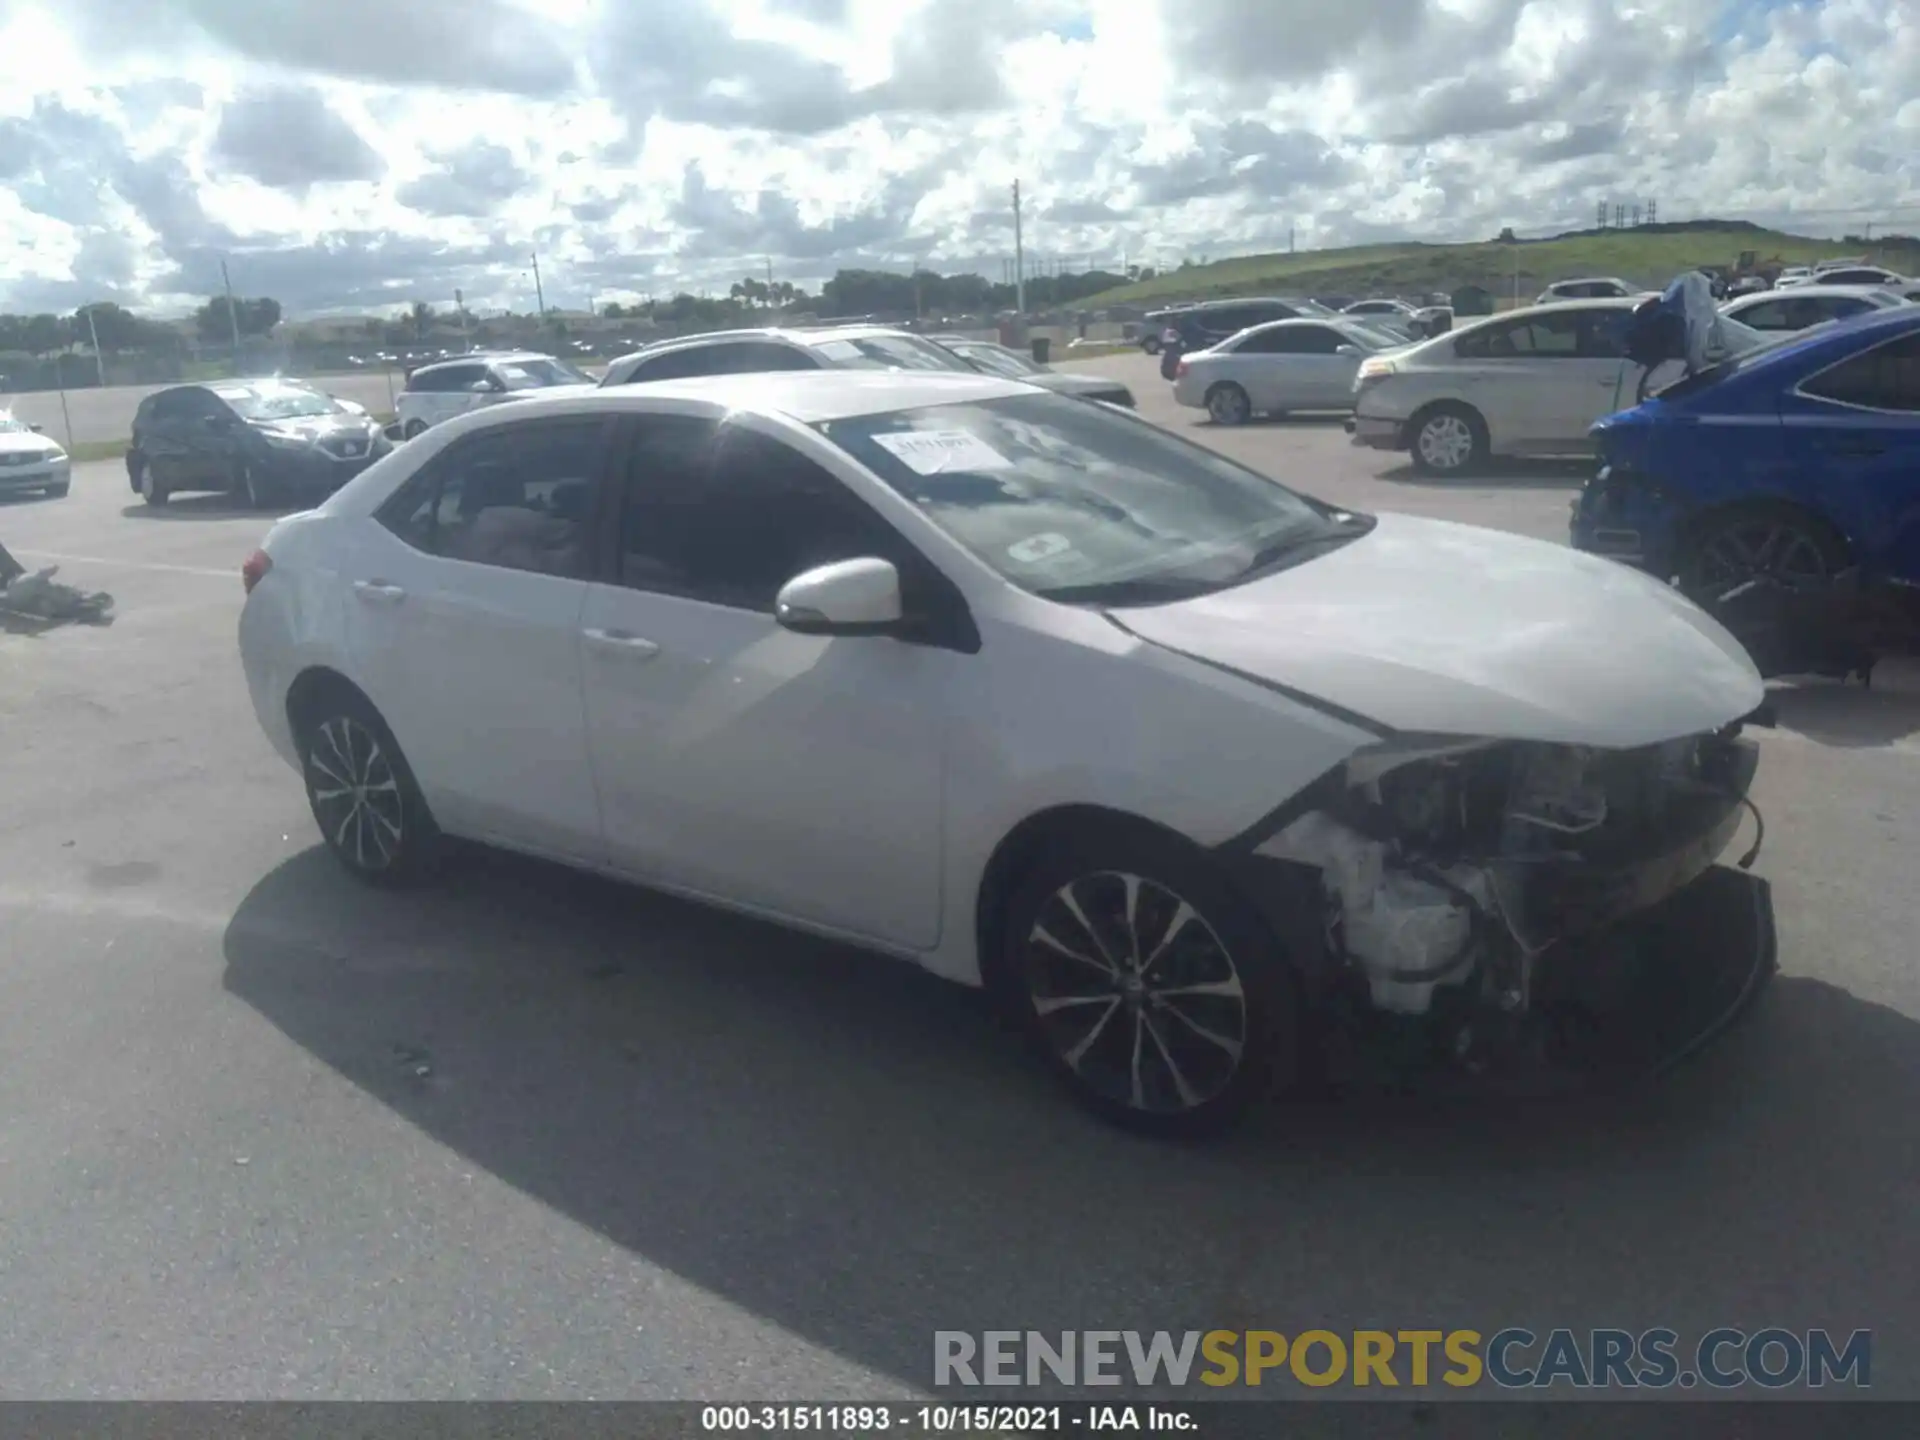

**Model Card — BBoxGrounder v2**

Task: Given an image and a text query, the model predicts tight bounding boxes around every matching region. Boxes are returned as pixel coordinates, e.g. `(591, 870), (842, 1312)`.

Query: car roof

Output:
(454, 369), (1036, 426)
(412, 351), (551, 371)
(1728, 283), (1901, 303)
(606, 324), (934, 368)
(1548, 276), (1633, 287)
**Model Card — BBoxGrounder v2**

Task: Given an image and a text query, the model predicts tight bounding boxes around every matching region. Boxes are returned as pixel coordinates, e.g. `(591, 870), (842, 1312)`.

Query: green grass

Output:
(1092, 223), (1918, 306)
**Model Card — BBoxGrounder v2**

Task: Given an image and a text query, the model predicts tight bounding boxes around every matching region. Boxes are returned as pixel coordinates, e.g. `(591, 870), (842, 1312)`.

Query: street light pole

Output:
(220, 258), (243, 372)
(531, 250), (547, 317)
(83, 306), (106, 387)
(1012, 180), (1026, 318)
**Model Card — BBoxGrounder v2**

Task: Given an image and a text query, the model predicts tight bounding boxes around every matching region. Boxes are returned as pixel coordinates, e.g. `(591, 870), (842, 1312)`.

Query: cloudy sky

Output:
(0, 0), (1914, 318)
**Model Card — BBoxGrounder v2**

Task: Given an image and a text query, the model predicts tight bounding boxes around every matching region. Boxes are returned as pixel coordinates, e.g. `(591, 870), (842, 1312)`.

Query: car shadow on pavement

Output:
(222, 845), (1920, 1403)
(1767, 670), (1920, 749)
(118, 496), (297, 522)
(1376, 460), (1591, 489)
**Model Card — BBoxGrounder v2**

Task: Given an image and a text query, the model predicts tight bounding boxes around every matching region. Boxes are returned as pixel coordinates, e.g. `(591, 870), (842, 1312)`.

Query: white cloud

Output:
(0, 0), (1915, 316)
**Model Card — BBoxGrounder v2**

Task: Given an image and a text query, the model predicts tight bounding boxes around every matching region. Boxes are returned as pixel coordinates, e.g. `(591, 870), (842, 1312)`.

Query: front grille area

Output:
(319, 434), (370, 460)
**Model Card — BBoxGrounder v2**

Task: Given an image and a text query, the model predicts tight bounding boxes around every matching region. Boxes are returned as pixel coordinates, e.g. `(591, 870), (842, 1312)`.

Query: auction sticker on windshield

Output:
(1007, 532), (1072, 564)
(871, 429), (1012, 475)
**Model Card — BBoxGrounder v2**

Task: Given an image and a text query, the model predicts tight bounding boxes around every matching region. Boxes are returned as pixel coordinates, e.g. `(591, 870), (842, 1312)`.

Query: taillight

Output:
(1175, 360), (1189, 377)
(242, 549), (272, 595)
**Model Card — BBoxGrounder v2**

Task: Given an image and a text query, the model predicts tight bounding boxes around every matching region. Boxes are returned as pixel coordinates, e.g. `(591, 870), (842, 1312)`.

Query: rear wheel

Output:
(1409, 403), (1488, 476)
(999, 828), (1301, 1137)
(402, 419), (428, 440)
(294, 686), (439, 886)
(1141, 336), (1162, 356)
(1206, 382), (1253, 426)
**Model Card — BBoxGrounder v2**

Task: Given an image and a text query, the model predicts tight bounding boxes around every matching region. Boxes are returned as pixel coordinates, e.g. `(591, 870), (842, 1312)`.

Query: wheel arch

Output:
(284, 664), (377, 739)
(1408, 395), (1488, 437)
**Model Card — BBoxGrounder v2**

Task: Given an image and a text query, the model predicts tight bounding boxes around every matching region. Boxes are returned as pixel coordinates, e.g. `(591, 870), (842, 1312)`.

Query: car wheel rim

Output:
(1418, 415), (1473, 469)
(306, 716), (404, 871)
(1023, 871), (1247, 1114)
(1210, 389), (1247, 423)
(1698, 522), (1830, 592)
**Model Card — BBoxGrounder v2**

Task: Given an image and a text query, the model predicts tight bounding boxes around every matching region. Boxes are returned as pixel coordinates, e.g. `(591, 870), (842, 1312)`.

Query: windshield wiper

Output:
(1236, 512), (1376, 579)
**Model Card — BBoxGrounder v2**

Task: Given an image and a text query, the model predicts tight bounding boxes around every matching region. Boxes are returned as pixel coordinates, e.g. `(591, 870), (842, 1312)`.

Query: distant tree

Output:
(411, 300), (435, 339)
(73, 301), (170, 352)
(602, 302), (626, 319)
(194, 295), (280, 343)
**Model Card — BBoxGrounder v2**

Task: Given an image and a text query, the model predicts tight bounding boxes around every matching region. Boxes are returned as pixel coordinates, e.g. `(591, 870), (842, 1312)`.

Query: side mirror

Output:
(470, 379), (495, 393)
(203, 414), (231, 430)
(28, 423), (43, 433)
(775, 557), (904, 636)
(1335, 345), (1361, 356)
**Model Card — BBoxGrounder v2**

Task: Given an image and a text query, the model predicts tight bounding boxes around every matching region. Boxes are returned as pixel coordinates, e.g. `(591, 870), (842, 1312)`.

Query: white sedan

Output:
(1349, 298), (1769, 475)
(0, 412), (71, 499)
(239, 371), (1775, 1135)
(1172, 318), (1407, 423)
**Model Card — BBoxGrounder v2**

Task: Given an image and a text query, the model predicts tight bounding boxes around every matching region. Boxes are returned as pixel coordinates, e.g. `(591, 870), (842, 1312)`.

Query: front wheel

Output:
(1000, 831), (1301, 1137)
(1677, 505), (1849, 602)
(402, 419), (428, 440)
(136, 458), (169, 506)
(1141, 336), (1162, 356)
(296, 688), (440, 886)
(44, 482), (69, 499)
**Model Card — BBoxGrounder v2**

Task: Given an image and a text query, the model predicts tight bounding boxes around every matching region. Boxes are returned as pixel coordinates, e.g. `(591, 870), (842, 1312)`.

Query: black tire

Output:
(135, 457), (169, 506)
(1141, 336), (1161, 356)
(293, 685), (440, 887)
(998, 827), (1302, 1138)
(402, 419), (428, 440)
(1676, 503), (1850, 602)
(233, 459), (269, 510)
(1408, 402), (1489, 476)
(44, 482), (69, 499)
(1206, 382), (1253, 426)
(126, 451), (145, 494)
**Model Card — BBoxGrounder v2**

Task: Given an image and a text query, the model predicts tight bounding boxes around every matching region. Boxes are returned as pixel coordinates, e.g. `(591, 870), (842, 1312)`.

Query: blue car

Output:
(1572, 306), (1920, 604)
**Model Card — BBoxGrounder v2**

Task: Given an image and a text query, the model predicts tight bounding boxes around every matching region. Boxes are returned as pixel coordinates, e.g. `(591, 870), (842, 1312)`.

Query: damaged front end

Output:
(1249, 719), (1776, 1089)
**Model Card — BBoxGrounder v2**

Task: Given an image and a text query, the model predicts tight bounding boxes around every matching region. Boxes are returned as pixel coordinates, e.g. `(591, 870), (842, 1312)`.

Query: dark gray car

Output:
(932, 338), (1135, 408)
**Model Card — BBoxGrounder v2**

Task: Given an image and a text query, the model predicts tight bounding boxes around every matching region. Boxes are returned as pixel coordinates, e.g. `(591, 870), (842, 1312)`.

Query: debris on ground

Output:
(0, 541), (114, 627)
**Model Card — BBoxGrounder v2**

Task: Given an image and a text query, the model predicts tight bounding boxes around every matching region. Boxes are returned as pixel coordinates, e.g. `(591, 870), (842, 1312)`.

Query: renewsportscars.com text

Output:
(934, 1328), (1872, 1391)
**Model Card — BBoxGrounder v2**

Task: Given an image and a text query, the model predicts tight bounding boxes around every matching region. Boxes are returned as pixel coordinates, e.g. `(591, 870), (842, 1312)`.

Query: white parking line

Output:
(9, 549), (233, 580)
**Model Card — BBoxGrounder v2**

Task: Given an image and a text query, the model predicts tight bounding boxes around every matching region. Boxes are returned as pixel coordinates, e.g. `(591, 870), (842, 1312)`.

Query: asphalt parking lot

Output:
(1, 351), (1917, 1404)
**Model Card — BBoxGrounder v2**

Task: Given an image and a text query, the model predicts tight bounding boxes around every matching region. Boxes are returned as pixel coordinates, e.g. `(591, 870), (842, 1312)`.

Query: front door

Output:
(578, 414), (954, 950)
(343, 414), (611, 861)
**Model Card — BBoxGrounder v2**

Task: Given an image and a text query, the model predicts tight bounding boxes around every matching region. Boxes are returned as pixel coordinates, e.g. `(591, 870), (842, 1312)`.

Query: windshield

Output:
(952, 343), (1039, 378)
(0, 415), (30, 433)
(496, 357), (591, 389)
(1343, 319), (1409, 347)
(815, 390), (1366, 604)
(1294, 300), (1338, 317)
(812, 334), (975, 373)
(216, 385), (341, 421)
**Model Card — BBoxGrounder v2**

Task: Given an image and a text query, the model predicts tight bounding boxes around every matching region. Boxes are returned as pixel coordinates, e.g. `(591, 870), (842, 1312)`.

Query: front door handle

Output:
(582, 627), (661, 659)
(352, 580), (406, 604)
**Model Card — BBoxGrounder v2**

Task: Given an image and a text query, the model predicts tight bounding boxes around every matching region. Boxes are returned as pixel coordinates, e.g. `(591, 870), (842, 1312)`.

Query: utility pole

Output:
(1012, 179), (1026, 317)
(220, 258), (243, 371)
(1289, 225), (1296, 254)
(530, 250), (546, 317)
(455, 288), (470, 346)
(83, 306), (106, 387)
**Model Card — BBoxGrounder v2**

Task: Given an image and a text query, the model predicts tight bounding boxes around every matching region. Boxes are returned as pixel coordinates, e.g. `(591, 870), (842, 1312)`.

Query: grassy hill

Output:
(1092, 221), (1920, 307)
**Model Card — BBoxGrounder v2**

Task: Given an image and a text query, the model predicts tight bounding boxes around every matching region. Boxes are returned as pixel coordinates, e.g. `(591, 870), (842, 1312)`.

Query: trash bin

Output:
(1030, 336), (1051, 365)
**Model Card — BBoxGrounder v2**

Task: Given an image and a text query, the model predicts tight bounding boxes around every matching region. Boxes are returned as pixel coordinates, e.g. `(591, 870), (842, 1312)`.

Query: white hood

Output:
(1114, 512), (1764, 748)
(0, 428), (58, 457)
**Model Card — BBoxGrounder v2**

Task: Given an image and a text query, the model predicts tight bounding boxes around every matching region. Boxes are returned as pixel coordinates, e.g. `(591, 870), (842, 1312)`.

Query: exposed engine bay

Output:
(1254, 720), (1767, 1078)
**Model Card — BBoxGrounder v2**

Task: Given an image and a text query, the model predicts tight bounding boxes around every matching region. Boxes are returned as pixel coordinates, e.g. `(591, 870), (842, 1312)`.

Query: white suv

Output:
(394, 351), (593, 438)
(1535, 276), (1640, 303)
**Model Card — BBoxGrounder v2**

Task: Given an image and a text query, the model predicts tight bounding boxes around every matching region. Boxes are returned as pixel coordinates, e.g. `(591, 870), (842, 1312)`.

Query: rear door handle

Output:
(582, 627), (661, 659)
(352, 580), (406, 604)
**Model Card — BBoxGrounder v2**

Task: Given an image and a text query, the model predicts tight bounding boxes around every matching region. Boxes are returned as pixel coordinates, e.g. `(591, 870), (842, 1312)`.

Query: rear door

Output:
(1783, 330), (1920, 585)
(138, 390), (194, 487)
(348, 415), (612, 860)
(1213, 326), (1298, 410)
(1449, 311), (1600, 450)
(1286, 322), (1365, 405)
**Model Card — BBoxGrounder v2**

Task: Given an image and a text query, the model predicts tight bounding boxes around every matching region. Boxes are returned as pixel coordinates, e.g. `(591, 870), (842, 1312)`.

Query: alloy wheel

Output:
(1694, 518), (1833, 595)
(1417, 413), (1474, 471)
(306, 715), (406, 872)
(1021, 871), (1248, 1115)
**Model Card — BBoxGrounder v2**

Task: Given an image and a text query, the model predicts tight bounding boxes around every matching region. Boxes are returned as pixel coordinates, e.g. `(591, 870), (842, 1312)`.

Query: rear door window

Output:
(1799, 334), (1920, 412)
